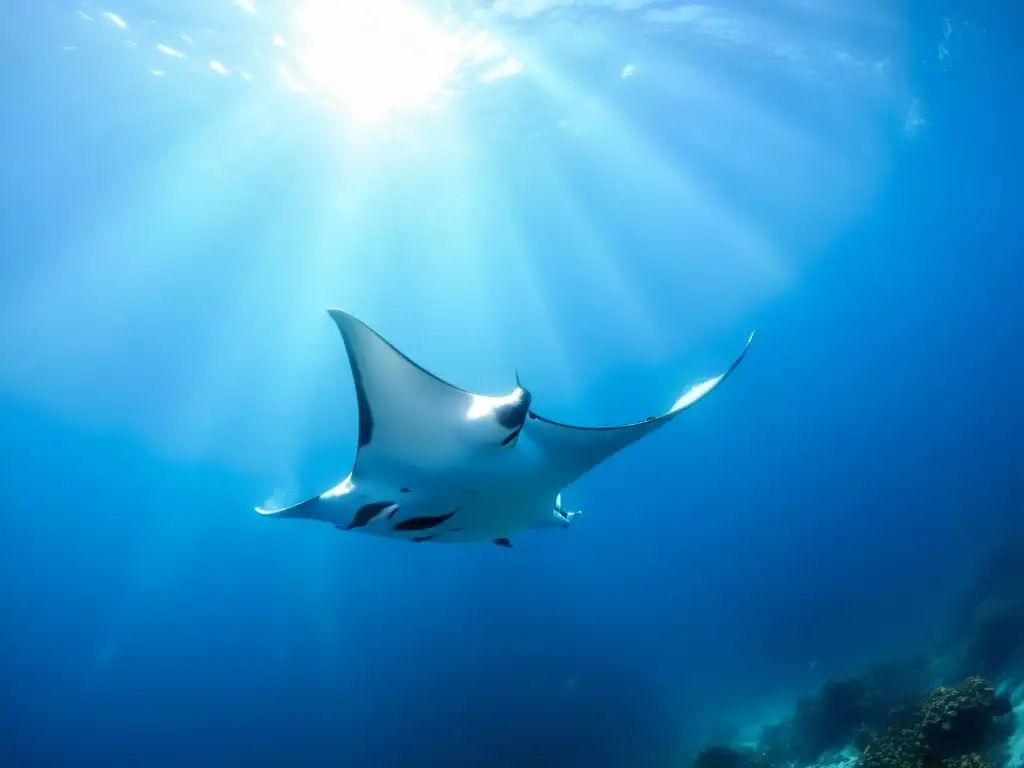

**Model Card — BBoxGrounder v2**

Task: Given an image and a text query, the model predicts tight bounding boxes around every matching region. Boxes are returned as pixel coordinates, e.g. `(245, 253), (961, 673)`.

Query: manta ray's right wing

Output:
(522, 332), (754, 486)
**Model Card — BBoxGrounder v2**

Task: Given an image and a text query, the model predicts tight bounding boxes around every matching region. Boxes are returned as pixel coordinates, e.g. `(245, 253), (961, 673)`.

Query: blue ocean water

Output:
(1, 1), (1022, 766)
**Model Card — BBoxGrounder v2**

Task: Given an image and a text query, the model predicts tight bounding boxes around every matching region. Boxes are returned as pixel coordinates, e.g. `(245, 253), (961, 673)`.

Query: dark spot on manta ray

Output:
(347, 501), (396, 530)
(500, 426), (522, 446)
(494, 389), (532, 430)
(399, 487), (411, 493)
(393, 509), (458, 532)
(494, 538), (512, 548)
(344, 350), (374, 448)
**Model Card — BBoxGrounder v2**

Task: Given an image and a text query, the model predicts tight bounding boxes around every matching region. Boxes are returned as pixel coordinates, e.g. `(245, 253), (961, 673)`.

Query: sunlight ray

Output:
(309, 118), (527, 396)
(459, 157), (576, 397)
(374, 132), (510, 394)
(160, 229), (316, 464)
(619, 31), (895, 194)
(506, 141), (670, 358)
(0, 93), (292, 420)
(495, 36), (788, 331)
(485, 0), (901, 264)
(162, 155), (383, 468)
(250, 173), (381, 465)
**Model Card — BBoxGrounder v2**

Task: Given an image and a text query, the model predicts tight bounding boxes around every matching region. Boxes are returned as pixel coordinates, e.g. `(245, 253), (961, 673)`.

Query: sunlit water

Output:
(1, 0), (915, 468)
(1, 1), (1019, 766)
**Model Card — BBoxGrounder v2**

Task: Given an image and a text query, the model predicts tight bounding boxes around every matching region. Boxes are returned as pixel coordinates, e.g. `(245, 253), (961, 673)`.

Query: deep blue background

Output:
(1, 1), (1021, 765)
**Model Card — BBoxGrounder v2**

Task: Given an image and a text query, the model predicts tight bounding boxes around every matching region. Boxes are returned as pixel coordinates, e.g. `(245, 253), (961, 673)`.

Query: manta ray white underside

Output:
(257, 310), (753, 547)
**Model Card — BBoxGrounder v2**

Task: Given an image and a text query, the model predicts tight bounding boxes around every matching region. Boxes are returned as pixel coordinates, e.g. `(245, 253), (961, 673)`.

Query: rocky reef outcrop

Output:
(858, 676), (1013, 768)
(690, 676), (1014, 768)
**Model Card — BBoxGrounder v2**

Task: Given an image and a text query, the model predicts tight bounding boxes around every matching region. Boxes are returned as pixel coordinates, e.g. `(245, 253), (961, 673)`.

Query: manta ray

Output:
(257, 310), (753, 547)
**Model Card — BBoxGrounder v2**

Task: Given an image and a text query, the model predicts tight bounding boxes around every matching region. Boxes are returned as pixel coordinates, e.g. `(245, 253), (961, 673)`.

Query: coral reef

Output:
(943, 755), (987, 768)
(690, 676), (1015, 768)
(858, 677), (1013, 768)
(756, 657), (932, 766)
(689, 530), (1024, 768)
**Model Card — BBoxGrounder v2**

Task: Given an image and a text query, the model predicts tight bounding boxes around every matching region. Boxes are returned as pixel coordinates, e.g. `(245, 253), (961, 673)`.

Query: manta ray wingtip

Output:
(723, 330), (755, 377)
(325, 308), (365, 337)
(254, 495), (321, 519)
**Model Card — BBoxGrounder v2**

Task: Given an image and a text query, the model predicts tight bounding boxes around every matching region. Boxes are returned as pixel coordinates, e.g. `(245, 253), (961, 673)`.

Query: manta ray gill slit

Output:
(501, 426), (523, 446)
(346, 501), (398, 530)
(393, 509), (459, 532)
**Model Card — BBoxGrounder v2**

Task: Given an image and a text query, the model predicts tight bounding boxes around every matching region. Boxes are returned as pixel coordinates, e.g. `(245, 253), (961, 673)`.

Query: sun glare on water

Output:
(292, 0), (465, 122)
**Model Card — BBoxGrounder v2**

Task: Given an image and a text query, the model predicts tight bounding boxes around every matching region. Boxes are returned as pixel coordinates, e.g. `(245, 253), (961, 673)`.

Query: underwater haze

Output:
(1, 0), (1022, 766)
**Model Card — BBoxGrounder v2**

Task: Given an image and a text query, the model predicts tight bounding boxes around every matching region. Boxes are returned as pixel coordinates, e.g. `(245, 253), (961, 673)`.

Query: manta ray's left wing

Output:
(256, 311), (530, 523)
(328, 310), (530, 483)
(522, 332), (754, 485)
